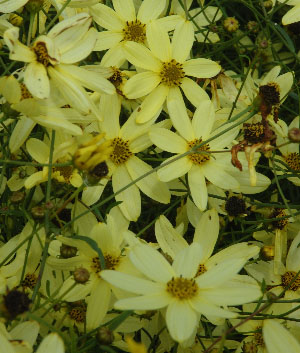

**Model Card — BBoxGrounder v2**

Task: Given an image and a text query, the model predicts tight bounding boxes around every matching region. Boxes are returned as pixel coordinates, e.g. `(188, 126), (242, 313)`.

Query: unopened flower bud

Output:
(223, 17), (239, 32)
(260, 245), (275, 261)
(9, 14), (23, 27)
(263, 0), (273, 9)
(31, 205), (45, 219)
(288, 128), (300, 143)
(60, 244), (77, 259)
(10, 191), (25, 203)
(25, 0), (44, 13)
(73, 267), (90, 284)
(96, 326), (114, 345)
(247, 21), (259, 33)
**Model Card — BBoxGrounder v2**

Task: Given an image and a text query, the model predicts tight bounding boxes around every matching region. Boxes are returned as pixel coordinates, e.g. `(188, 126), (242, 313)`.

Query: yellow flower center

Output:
(53, 165), (74, 183)
(166, 277), (198, 300)
(22, 273), (37, 289)
(110, 137), (133, 165)
(281, 271), (300, 291)
(33, 42), (50, 67)
(69, 306), (86, 323)
(91, 254), (120, 274)
(160, 59), (185, 87)
(123, 20), (146, 43)
(284, 152), (300, 171)
(259, 82), (280, 106)
(195, 263), (207, 277)
(20, 83), (33, 100)
(269, 208), (288, 230)
(108, 67), (124, 88)
(243, 122), (264, 144)
(187, 139), (211, 165)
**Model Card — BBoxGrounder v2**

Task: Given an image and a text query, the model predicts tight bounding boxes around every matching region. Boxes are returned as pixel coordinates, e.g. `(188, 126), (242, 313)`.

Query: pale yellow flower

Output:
(122, 20), (221, 123)
(277, 0), (300, 25)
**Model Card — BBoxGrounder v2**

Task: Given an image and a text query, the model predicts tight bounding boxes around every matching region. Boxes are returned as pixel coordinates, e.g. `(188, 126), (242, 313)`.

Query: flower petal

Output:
(146, 20), (171, 62)
(126, 156), (170, 204)
(172, 20), (194, 63)
(149, 127), (187, 153)
(135, 84), (168, 123)
(123, 41), (161, 71)
(36, 334), (64, 353)
(183, 58), (221, 78)
(167, 87), (194, 140)
(157, 155), (192, 182)
(202, 161), (240, 189)
(94, 30), (123, 51)
(91, 4), (124, 30)
(9, 117), (36, 153)
(112, 0), (136, 21)
(137, 0), (167, 22)
(24, 62), (50, 99)
(191, 298), (237, 318)
(188, 165), (208, 211)
(115, 293), (170, 310)
(172, 243), (203, 278)
(166, 301), (198, 342)
(181, 77), (210, 106)
(192, 100), (215, 139)
(123, 71), (160, 99)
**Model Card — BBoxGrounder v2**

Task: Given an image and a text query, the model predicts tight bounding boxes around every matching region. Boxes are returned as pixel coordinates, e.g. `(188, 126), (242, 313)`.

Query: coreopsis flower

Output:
(4, 13), (115, 118)
(101, 240), (261, 343)
(47, 207), (134, 330)
(277, 0), (300, 25)
(122, 20), (221, 123)
(273, 116), (300, 187)
(24, 135), (82, 189)
(82, 103), (170, 221)
(91, 0), (167, 66)
(0, 75), (84, 153)
(149, 100), (241, 210)
(263, 319), (300, 353)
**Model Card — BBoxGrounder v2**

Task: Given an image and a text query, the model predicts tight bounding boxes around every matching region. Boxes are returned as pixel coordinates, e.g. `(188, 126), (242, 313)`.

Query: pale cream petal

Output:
(91, 3), (124, 30)
(188, 165), (207, 211)
(282, 4), (300, 25)
(82, 182), (107, 206)
(192, 100), (215, 139)
(189, 6), (223, 26)
(172, 20), (194, 63)
(123, 71), (160, 99)
(100, 94), (121, 138)
(94, 30), (123, 51)
(191, 298), (237, 318)
(209, 121), (240, 149)
(10, 321), (39, 346)
(135, 84), (168, 123)
(126, 156), (170, 203)
(101, 270), (164, 294)
(100, 44), (127, 67)
(166, 301), (198, 343)
(149, 127), (187, 153)
(263, 319), (300, 353)
(146, 20), (171, 62)
(58, 276), (93, 301)
(202, 161), (240, 189)
(0, 0), (28, 12)
(193, 209), (219, 262)
(4, 27), (35, 62)
(276, 72), (293, 101)
(112, 0), (136, 21)
(156, 15), (183, 32)
(0, 75), (21, 103)
(231, 170), (271, 194)
(180, 77), (210, 106)
(9, 118), (36, 153)
(261, 66), (281, 84)
(32, 115), (82, 136)
(123, 41), (161, 71)
(48, 66), (102, 120)
(115, 293), (170, 310)
(196, 258), (246, 288)
(47, 255), (90, 270)
(86, 281), (111, 330)
(56, 64), (115, 95)
(36, 333), (64, 353)
(129, 242), (175, 282)
(26, 138), (49, 163)
(167, 87), (194, 140)
(200, 277), (261, 305)
(112, 164), (141, 221)
(157, 155), (192, 182)
(155, 215), (188, 259)
(183, 58), (221, 78)
(60, 28), (97, 63)
(137, 0), (167, 22)
(172, 243), (203, 278)
(24, 171), (46, 189)
(129, 134), (152, 153)
(24, 62), (50, 99)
